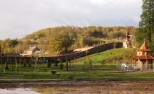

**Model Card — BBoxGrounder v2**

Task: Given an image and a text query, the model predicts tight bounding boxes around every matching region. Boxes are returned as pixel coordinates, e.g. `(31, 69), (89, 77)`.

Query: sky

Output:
(0, 0), (142, 39)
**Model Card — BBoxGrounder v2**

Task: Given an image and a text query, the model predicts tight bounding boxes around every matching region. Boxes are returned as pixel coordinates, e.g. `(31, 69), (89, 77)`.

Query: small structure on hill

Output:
(123, 32), (134, 48)
(132, 41), (154, 71)
(20, 45), (40, 56)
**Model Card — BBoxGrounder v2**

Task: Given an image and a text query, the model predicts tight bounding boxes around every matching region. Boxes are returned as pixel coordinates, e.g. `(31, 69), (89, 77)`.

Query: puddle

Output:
(0, 88), (39, 94)
(0, 87), (153, 94)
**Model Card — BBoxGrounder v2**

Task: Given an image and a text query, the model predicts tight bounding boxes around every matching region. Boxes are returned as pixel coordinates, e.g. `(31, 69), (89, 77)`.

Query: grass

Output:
(0, 48), (154, 82)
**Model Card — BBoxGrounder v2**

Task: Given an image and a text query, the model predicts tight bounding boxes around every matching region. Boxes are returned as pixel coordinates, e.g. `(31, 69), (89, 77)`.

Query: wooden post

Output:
(146, 61), (148, 71)
(133, 60), (135, 71)
(141, 61), (142, 71)
(153, 61), (154, 72)
(66, 57), (68, 71)
(131, 60), (134, 71)
(149, 63), (150, 71)
(15, 56), (18, 72)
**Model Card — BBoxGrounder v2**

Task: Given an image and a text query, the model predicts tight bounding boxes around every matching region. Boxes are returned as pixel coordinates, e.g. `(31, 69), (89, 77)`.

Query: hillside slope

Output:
(0, 26), (136, 54)
(73, 48), (134, 64)
(23, 26), (136, 53)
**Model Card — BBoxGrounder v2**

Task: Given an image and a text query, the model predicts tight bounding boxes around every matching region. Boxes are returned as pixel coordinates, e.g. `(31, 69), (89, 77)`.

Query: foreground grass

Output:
(0, 48), (154, 82)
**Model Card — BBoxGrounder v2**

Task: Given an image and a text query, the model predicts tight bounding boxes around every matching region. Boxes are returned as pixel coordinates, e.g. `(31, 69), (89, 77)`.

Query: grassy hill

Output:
(72, 48), (134, 64)
(0, 26), (136, 54)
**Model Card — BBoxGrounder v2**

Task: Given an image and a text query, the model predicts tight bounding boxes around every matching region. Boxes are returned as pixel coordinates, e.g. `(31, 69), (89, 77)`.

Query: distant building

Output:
(20, 45), (40, 56)
(132, 41), (154, 71)
(123, 32), (134, 48)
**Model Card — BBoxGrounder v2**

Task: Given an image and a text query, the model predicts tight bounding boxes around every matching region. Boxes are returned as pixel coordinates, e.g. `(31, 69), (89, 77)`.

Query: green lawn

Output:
(0, 48), (154, 82)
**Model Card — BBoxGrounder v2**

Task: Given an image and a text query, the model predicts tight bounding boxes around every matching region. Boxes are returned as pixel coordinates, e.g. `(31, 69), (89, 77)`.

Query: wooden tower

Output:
(132, 41), (154, 71)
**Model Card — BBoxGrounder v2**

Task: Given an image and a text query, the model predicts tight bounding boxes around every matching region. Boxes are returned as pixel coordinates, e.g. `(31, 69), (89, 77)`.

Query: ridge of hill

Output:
(0, 26), (136, 55)
(23, 26), (136, 41)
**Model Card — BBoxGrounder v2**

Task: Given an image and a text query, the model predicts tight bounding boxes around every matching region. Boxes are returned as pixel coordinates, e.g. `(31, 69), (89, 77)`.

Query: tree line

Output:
(0, 26), (136, 55)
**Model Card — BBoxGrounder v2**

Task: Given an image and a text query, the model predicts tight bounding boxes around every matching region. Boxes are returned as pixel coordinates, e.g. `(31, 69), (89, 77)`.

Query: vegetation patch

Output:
(0, 48), (154, 82)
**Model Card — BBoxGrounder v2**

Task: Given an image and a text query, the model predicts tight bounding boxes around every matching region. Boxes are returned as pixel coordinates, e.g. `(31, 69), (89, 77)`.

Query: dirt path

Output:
(0, 81), (154, 91)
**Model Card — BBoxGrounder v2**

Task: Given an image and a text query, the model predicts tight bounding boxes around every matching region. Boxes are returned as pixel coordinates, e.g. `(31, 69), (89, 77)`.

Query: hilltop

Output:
(0, 26), (136, 55)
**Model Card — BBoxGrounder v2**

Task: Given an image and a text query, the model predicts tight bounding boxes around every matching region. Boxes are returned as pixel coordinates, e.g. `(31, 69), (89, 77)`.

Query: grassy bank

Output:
(0, 48), (154, 82)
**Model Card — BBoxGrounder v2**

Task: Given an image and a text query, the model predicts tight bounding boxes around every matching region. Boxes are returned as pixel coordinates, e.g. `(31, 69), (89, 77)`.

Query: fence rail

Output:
(0, 42), (123, 64)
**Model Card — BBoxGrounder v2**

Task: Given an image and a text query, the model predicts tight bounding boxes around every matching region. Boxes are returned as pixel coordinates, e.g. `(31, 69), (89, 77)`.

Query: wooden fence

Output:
(0, 42), (123, 64)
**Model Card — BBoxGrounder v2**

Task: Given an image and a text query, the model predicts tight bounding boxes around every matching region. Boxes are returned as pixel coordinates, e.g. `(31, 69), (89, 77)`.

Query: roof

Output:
(137, 40), (151, 52)
(133, 55), (154, 60)
(28, 46), (40, 51)
(20, 45), (40, 56)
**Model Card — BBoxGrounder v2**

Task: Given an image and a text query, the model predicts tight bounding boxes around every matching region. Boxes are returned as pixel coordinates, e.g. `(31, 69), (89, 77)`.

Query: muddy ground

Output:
(0, 81), (154, 91)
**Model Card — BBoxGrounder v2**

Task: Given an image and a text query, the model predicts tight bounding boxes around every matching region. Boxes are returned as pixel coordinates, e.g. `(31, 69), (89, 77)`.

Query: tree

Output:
(138, 0), (154, 43)
(0, 41), (3, 68)
(50, 30), (75, 52)
(135, 28), (145, 47)
(0, 41), (2, 55)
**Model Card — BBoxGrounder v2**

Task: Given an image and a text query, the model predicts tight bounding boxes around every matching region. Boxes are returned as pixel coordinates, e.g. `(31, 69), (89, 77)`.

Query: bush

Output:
(51, 70), (57, 75)
(60, 63), (64, 69)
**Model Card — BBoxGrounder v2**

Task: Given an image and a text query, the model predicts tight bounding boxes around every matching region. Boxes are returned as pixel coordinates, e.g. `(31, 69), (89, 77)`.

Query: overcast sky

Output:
(0, 0), (142, 39)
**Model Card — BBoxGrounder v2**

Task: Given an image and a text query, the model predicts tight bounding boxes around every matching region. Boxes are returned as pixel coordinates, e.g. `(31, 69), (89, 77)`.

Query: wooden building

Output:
(20, 45), (40, 56)
(132, 41), (154, 71)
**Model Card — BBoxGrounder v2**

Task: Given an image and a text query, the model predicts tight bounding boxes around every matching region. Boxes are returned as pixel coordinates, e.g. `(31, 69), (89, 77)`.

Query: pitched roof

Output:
(137, 40), (151, 52)
(28, 45), (39, 51)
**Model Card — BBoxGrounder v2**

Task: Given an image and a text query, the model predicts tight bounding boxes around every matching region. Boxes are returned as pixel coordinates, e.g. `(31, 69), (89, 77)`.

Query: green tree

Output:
(138, 0), (154, 43)
(0, 41), (2, 55)
(135, 28), (146, 47)
(50, 30), (74, 52)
